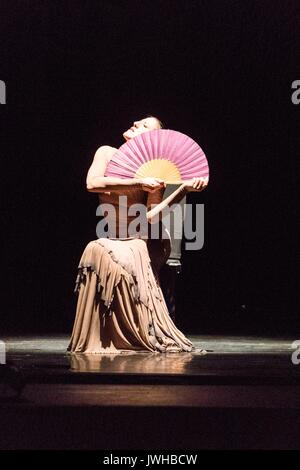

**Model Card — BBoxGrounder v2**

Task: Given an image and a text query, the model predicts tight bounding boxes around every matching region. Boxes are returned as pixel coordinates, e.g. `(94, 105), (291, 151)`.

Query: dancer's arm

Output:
(146, 177), (208, 224)
(146, 184), (187, 223)
(86, 146), (139, 192)
(86, 146), (165, 193)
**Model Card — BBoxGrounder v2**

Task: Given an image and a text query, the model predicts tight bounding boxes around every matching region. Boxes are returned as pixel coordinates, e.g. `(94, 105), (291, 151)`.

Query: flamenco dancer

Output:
(67, 116), (208, 354)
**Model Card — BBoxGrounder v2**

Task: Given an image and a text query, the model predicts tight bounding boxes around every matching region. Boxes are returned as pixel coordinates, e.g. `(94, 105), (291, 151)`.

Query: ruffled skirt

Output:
(67, 237), (199, 354)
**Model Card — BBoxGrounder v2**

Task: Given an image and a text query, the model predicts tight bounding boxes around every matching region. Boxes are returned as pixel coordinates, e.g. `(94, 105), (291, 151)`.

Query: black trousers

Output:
(159, 262), (181, 322)
(159, 185), (186, 322)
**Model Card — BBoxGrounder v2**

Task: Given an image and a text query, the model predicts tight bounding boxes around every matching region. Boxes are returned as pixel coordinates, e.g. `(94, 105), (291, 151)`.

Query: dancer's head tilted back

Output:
(123, 116), (163, 141)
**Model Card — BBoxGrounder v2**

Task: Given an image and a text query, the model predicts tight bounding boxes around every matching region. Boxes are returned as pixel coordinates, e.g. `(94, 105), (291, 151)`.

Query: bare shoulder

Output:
(94, 145), (118, 162)
(86, 145), (118, 186)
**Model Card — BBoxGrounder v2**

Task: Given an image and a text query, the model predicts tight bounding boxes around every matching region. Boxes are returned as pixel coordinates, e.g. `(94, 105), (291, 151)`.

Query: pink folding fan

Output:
(104, 129), (209, 184)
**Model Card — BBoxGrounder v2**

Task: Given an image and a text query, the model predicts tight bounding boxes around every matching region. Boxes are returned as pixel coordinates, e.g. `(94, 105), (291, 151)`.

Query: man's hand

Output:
(141, 177), (166, 193)
(184, 176), (209, 192)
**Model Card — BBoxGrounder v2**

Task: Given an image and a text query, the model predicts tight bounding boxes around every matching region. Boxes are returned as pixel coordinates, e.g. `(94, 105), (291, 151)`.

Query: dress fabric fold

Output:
(67, 237), (196, 354)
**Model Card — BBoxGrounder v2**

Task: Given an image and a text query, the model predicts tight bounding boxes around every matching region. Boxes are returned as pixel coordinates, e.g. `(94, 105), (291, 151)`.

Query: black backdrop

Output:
(0, 0), (299, 335)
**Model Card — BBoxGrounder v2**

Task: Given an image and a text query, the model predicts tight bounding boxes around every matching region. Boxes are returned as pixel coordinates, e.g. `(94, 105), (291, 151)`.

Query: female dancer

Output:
(67, 116), (208, 354)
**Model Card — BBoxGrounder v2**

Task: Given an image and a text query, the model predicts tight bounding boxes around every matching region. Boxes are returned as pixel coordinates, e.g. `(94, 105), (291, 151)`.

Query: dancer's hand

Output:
(183, 177), (209, 192)
(141, 177), (166, 193)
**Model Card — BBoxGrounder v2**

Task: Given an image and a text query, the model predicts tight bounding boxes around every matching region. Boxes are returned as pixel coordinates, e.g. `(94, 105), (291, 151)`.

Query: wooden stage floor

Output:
(1, 335), (300, 449)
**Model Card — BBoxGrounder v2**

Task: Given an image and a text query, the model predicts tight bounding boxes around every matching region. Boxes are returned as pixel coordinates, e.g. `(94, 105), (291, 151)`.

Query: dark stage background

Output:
(0, 0), (299, 336)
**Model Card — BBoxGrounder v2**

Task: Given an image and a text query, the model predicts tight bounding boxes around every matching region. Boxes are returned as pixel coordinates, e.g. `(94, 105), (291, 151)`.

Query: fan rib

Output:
(105, 129), (209, 182)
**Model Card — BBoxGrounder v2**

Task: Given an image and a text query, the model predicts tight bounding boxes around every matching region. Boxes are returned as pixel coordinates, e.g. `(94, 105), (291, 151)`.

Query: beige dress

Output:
(67, 188), (198, 354)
